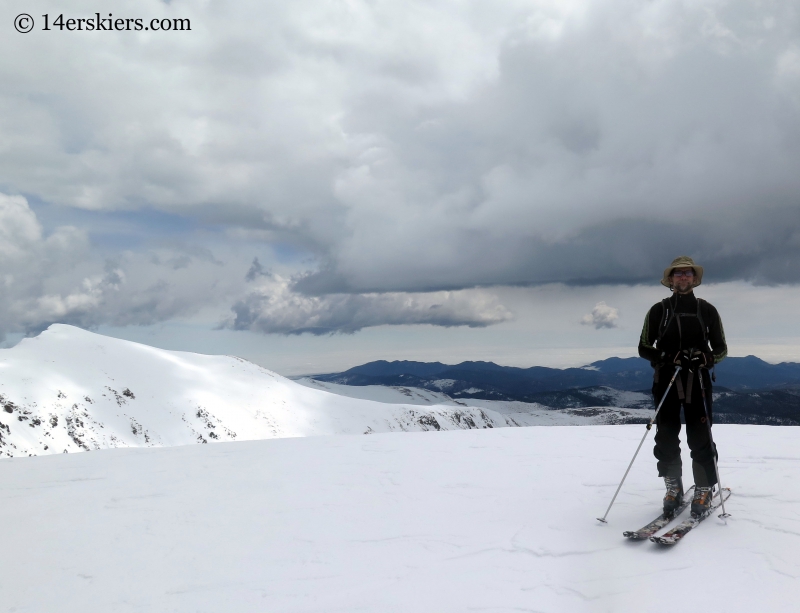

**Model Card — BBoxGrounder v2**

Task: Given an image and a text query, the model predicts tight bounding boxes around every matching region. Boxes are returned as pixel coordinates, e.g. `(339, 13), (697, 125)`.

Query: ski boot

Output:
(691, 486), (714, 517)
(663, 476), (684, 516)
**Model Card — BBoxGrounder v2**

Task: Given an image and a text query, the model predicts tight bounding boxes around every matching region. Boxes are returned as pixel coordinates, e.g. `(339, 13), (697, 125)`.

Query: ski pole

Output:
(697, 370), (731, 519)
(597, 366), (682, 523)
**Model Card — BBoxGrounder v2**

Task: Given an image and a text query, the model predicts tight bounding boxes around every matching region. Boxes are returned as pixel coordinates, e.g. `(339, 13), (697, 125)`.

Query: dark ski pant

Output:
(653, 368), (718, 487)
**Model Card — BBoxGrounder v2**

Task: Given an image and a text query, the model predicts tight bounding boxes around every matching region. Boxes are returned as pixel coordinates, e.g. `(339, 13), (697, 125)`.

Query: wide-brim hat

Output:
(661, 255), (703, 288)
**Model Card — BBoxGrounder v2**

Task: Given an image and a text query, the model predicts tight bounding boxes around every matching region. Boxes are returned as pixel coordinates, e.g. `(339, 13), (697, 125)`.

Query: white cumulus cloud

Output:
(581, 302), (619, 329)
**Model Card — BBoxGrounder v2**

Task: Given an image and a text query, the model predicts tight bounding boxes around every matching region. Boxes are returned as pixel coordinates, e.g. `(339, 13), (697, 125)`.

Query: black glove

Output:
(673, 351), (704, 371)
(703, 352), (715, 367)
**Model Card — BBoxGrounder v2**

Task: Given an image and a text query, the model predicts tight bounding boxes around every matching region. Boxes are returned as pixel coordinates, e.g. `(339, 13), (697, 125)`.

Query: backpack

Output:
(655, 296), (715, 383)
(656, 296), (709, 347)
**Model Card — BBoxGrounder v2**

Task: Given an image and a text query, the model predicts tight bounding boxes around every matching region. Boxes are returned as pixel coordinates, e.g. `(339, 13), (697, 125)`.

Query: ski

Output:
(650, 488), (732, 546)
(623, 485), (695, 540)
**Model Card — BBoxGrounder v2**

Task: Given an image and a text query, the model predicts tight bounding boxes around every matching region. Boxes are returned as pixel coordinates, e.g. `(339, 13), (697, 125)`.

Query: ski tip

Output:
(649, 534), (676, 545)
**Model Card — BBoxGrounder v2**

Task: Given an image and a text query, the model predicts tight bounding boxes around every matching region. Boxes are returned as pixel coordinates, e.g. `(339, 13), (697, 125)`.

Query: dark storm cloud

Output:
(305, 1), (800, 294)
(291, 1), (800, 296)
(292, 205), (800, 294)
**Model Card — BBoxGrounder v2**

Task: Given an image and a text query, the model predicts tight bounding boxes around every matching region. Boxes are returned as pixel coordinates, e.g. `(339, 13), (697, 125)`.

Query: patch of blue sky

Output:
(25, 195), (314, 263)
(270, 241), (310, 265)
(26, 196), (211, 250)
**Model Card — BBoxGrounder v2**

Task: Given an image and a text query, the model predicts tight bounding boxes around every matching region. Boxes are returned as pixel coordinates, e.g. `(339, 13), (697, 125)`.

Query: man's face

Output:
(669, 267), (695, 293)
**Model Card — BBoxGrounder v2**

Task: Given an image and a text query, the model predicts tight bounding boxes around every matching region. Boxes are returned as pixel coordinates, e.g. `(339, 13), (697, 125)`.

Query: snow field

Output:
(1, 424), (797, 612)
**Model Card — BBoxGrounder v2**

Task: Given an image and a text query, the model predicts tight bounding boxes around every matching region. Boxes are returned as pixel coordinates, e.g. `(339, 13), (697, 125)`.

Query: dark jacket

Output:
(638, 291), (727, 368)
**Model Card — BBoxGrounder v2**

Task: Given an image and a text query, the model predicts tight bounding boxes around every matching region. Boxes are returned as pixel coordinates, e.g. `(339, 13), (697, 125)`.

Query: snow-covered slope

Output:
(295, 377), (462, 405)
(0, 325), (521, 458)
(297, 377), (654, 425)
(0, 326), (654, 458)
(0, 425), (795, 612)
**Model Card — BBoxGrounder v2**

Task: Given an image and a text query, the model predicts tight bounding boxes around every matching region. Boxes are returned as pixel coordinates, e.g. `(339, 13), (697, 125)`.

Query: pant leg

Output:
(653, 373), (683, 478)
(684, 370), (718, 487)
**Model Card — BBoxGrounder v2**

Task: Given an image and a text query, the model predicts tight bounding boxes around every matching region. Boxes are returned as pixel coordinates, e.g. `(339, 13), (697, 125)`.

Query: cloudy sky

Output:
(2, 0), (799, 374)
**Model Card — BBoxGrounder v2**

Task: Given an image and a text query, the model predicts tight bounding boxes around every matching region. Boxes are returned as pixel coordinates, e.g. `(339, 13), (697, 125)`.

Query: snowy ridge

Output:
(0, 325), (532, 458)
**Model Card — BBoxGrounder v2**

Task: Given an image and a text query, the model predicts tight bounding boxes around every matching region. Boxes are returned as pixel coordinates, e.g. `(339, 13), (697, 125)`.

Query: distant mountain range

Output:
(310, 356), (800, 425)
(312, 356), (800, 395)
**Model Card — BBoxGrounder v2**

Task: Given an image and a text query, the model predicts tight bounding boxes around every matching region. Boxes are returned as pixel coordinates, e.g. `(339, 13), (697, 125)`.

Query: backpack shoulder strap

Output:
(696, 298), (709, 343)
(656, 297), (674, 347)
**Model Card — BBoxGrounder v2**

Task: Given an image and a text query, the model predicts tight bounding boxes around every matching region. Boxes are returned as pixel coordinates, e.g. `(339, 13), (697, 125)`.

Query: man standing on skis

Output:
(638, 256), (728, 518)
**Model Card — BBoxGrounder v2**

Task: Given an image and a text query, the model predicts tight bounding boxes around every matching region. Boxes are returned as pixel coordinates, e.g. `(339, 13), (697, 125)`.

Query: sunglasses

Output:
(671, 270), (695, 278)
